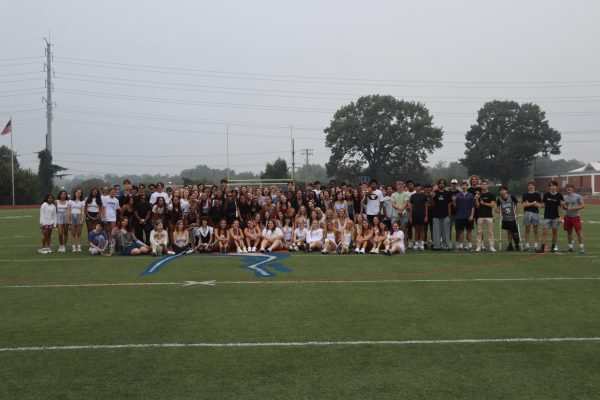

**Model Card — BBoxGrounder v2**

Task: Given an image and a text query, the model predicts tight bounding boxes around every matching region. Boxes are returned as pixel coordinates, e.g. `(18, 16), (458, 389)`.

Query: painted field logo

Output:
(140, 252), (292, 277)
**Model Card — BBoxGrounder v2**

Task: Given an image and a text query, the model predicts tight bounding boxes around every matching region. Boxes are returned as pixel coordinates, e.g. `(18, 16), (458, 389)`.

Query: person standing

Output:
(452, 180), (475, 251)
(475, 179), (496, 252)
(496, 186), (521, 251)
(540, 181), (563, 253)
(391, 181), (411, 248)
(562, 183), (585, 253)
(409, 183), (428, 251)
(430, 179), (452, 250)
(449, 179), (460, 247)
(364, 179), (383, 224)
(55, 190), (69, 253)
(39, 195), (57, 254)
(521, 180), (542, 252)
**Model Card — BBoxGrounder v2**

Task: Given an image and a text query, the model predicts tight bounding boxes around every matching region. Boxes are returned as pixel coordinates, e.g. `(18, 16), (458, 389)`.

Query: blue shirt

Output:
(89, 230), (107, 246)
(454, 191), (475, 220)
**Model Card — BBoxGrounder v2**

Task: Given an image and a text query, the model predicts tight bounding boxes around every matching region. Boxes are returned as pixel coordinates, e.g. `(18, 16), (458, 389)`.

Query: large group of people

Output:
(37, 176), (586, 256)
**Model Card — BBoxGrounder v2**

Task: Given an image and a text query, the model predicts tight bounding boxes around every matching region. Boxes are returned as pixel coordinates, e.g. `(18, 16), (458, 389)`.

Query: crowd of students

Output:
(37, 176), (586, 256)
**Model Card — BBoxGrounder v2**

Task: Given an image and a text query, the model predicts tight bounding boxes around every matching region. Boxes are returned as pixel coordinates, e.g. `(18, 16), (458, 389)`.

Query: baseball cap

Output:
(451, 179), (458, 184)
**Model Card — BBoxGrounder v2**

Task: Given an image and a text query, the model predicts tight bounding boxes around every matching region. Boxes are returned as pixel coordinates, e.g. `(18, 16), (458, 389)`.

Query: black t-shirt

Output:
(134, 202), (152, 222)
(209, 207), (225, 224)
(522, 192), (542, 213)
(477, 191), (496, 218)
(431, 190), (452, 219)
(543, 192), (563, 219)
(410, 192), (428, 217)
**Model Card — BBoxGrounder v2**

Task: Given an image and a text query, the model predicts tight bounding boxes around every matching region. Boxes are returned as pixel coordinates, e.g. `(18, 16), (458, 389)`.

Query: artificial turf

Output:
(1, 207), (599, 399)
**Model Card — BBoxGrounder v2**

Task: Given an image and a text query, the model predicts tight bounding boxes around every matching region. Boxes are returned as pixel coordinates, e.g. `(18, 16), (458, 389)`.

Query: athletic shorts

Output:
(542, 218), (560, 230)
(501, 220), (518, 233)
(56, 212), (67, 225)
(523, 211), (539, 226)
(412, 214), (425, 226)
(563, 216), (582, 232)
(455, 219), (474, 231)
(40, 224), (53, 231)
(70, 214), (83, 225)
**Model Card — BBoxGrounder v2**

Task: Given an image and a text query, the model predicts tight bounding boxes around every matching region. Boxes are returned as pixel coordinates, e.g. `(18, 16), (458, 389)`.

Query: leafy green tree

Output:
(295, 163), (330, 185)
(461, 101), (561, 186)
(77, 178), (110, 196)
(427, 161), (469, 182)
(261, 158), (289, 179)
(37, 149), (67, 197)
(324, 95), (443, 184)
(0, 147), (39, 205)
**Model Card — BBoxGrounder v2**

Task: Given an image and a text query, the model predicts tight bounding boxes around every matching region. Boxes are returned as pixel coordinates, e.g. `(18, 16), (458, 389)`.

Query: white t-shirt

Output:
(262, 227), (283, 241)
(149, 191), (170, 205)
(294, 227), (308, 241)
(306, 228), (323, 244)
(389, 230), (405, 242)
(104, 196), (120, 222)
(365, 189), (383, 216)
(85, 198), (100, 213)
(68, 199), (84, 215)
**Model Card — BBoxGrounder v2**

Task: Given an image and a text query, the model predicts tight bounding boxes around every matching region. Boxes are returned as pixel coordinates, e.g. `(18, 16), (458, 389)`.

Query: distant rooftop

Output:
(569, 162), (600, 173)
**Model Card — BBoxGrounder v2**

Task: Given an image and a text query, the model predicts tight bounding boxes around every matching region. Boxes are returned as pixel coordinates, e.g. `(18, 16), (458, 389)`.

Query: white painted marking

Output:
(1, 337), (599, 352)
(0, 215), (32, 219)
(2, 277), (600, 289)
(218, 253), (273, 276)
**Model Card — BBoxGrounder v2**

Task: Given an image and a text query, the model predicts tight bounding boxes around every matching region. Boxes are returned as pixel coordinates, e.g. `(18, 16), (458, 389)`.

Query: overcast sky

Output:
(1, 0), (599, 178)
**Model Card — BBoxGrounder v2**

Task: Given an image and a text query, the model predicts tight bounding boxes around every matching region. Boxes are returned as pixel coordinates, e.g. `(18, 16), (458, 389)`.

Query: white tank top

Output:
(56, 201), (68, 214)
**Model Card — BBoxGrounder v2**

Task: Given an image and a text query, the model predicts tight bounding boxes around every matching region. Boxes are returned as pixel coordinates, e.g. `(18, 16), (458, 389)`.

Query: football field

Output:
(1, 208), (599, 399)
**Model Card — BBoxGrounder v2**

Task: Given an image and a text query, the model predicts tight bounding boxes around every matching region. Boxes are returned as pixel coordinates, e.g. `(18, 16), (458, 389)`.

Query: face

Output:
(247, 220), (254, 228)
(311, 221), (319, 229)
(156, 222), (163, 231)
(461, 183), (468, 192)
(370, 182), (377, 190)
(392, 223), (399, 231)
(232, 220), (239, 229)
(95, 223), (102, 231)
(121, 219), (129, 228)
(267, 220), (275, 230)
(470, 177), (478, 186)
(482, 182), (489, 190)
(109, 189), (116, 197)
(373, 216), (380, 226)
(566, 186), (573, 194)
(47, 195), (54, 204)
(396, 182), (404, 192)
(220, 220), (227, 229)
(528, 183), (535, 191)
(178, 221), (184, 229)
(75, 189), (82, 199)
(298, 220), (305, 229)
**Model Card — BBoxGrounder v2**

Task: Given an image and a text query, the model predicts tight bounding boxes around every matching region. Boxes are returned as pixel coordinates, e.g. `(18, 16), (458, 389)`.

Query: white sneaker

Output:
(72, 245), (76, 253)
(360, 248), (366, 254)
(77, 245), (82, 253)
(38, 248), (45, 254)
(151, 250), (157, 256)
(252, 247), (257, 252)
(321, 249), (328, 254)
(373, 248), (379, 254)
(58, 245), (65, 253)
(46, 248), (53, 253)
(242, 247), (248, 253)
(489, 247), (497, 253)
(167, 251), (175, 255)
(294, 246), (299, 252)
(236, 247), (242, 253)
(475, 246), (482, 252)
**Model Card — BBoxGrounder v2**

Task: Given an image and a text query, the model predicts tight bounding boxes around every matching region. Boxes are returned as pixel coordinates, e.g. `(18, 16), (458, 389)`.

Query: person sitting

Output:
(150, 221), (172, 256)
(170, 219), (191, 254)
(88, 222), (110, 256)
(113, 217), (151, 256)
(260, 219), (283, 253)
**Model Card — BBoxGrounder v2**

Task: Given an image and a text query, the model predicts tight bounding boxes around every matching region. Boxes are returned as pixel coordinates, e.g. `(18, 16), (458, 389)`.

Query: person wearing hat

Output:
(431, 179), (452, 250)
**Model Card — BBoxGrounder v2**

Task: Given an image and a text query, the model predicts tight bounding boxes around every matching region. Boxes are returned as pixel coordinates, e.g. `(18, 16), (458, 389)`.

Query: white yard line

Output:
(2, 337), (599, 352)
(2, 277), (600, 289)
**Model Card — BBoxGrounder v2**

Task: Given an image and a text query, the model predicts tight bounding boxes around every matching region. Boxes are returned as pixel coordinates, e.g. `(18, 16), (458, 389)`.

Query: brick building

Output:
(534, 162), (600, 194)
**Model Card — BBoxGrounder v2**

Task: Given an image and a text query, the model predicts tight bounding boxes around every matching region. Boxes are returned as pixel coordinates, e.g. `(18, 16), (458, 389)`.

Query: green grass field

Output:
(1, 208), (599, 399)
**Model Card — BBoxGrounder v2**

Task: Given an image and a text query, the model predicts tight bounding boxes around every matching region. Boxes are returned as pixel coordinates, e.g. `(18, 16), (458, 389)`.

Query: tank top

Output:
(86, 198), (99, 213)
(56, 200), (68, 214)
(283, 226), (293, 242)
(343, 231), (352, 245)
(326, 231), (336, 243)
(175, 232), (187, 246)
(69, 199), (83, 215)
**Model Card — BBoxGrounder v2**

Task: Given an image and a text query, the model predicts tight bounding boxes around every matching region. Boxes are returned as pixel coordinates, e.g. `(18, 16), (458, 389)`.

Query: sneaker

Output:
(236, 247), (242, 253)
(38, 248), (45, 254)
(507, 244), (514, 251)
(565, 247), (573, 253)
(267, 248), (272, 253)
(167, 251), (175, 255)
(78, 245), (82, 253)
(489, 247), (497, 253)
(419, 245), (425, 251)
(413, 244), (419, 251)
(72, 245), (77, 253)
(242, 247), (248, 253)
(321, 249), (328, 254)
(251, 247), (257, 252)
(294, 246), (299, 252)
(151, 250), (157, 256)
(46, 248), (53, 253)
(185, 249), (194, 254)
(579, 247), (585, 254)
(551, 245), (558, 253)
(360, 248), (366, 254)
(58, 245), (65, 253)
(260, 248), (265, 253)
(475, 246), (482, 252)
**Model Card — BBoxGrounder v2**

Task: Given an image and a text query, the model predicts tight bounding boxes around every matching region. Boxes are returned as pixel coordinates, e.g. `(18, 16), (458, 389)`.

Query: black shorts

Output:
(455, 219), (474, 231)
(412, 214), (425, 226)
(502, 220), (518, 233)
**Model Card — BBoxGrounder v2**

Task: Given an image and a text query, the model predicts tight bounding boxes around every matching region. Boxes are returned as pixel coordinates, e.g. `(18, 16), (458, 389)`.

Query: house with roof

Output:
(534, 162), (600, 194)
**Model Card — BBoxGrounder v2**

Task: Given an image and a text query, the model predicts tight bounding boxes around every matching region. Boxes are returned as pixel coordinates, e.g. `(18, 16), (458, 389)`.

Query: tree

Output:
(37, 149), (67, 197)
(0, 147), (39, 205)
(324, 95), (443, 184)
(461, 101), (561, 186)
(427, 161), (468, 182)
(261, 158), (288, 180)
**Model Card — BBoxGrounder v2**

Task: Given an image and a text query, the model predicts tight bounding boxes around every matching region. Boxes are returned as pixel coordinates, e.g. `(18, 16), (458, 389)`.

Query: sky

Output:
(1, 0), (599, 178)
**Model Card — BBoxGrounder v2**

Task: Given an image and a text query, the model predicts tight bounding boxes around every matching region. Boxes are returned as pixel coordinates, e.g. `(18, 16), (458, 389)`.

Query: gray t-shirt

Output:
(563, 193), (583, 217)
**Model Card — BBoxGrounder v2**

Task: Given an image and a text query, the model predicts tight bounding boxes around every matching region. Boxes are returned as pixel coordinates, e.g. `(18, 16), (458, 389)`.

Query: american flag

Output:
(1, 119), (11, 135)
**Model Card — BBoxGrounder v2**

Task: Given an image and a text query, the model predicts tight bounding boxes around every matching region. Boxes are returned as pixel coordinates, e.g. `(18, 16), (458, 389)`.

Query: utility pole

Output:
(290, 125), (295, 184)
(43, 37), (54, 155)
(301, 148), (313, 189)
(226, 124), (230, 181)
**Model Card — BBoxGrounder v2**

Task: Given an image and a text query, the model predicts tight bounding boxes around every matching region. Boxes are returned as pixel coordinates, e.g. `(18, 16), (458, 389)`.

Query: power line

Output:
(0, 56), (43, 62)
(0, 61), (43, 67)
(55, 72), (600, 101)
(54, 56), (600, 86)
(54, 150), (290, 159)
(54, 59), (600, 89)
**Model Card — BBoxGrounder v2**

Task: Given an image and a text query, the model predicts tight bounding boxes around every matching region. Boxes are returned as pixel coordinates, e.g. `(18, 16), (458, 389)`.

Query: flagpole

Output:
(10, 117), (15, 206)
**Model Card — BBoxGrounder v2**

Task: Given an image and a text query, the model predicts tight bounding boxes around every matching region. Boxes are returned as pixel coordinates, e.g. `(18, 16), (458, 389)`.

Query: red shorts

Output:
(563, 216), (582, 232)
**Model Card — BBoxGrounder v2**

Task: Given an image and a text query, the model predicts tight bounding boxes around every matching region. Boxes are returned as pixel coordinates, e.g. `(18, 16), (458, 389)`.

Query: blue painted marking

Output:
(139, 252), (292, 277)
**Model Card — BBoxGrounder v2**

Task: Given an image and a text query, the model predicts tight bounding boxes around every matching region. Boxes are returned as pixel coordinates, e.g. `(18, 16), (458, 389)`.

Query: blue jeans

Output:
(432, 217), (451, 249)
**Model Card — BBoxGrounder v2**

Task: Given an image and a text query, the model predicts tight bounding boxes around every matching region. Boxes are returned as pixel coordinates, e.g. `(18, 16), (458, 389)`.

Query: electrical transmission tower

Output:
(43, 37), (54, 155)
(300, 148), (313, 188)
